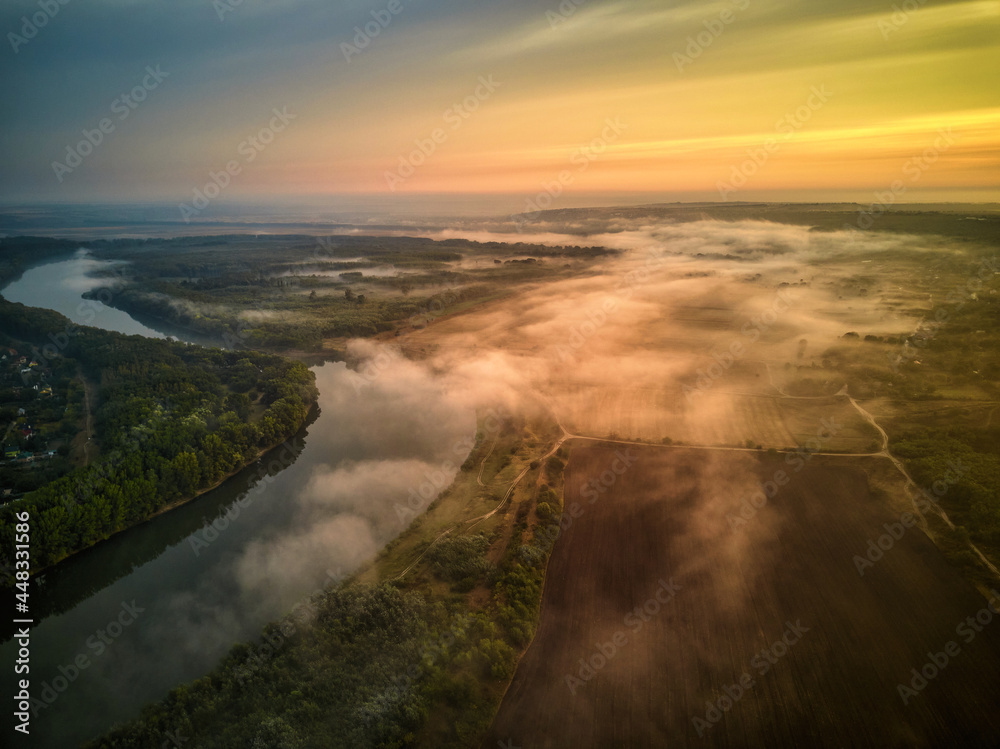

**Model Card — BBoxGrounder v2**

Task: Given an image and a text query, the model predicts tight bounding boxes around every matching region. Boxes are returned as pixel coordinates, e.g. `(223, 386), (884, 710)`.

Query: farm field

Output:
(550, 385), (878, 451)
(485, 445), (1000, 748)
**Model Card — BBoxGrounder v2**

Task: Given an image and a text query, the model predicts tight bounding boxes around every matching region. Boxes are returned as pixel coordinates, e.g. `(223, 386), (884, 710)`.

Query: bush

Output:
(477, 638), (517, 680)
(427, 535), (493, 584)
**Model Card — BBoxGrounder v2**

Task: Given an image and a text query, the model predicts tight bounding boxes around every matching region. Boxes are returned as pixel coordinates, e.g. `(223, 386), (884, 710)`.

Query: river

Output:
(1, 251), (474, 747)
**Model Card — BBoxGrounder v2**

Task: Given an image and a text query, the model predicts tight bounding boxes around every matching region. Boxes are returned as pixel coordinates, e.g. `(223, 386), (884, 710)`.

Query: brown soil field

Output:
(484, 445), (1000, 748)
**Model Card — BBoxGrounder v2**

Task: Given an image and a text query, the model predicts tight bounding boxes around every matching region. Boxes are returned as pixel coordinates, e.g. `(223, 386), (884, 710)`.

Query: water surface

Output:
(1, 254), (473, 747)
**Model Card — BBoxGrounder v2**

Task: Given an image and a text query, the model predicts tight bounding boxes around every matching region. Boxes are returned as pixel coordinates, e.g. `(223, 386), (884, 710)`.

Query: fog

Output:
(333, 216), (966, 649)
(11, 213), (985, 748)
(332, 219), (951, 450)
(159, 217), (957, 640)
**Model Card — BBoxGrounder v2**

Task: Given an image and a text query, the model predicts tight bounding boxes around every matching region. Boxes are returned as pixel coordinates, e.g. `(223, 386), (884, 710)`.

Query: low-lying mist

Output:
(346, 218), (957, 447)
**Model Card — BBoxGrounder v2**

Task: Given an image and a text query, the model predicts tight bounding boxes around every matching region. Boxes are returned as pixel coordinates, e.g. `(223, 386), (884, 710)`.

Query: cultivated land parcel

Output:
(14, 203), (997, 747)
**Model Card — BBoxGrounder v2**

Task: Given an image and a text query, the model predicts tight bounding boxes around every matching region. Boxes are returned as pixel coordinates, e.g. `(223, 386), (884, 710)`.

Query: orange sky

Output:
(4, 0), (998, 203)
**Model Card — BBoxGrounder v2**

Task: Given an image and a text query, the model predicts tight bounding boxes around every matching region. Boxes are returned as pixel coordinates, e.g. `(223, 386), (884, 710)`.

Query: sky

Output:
(1, 0), (998, 209)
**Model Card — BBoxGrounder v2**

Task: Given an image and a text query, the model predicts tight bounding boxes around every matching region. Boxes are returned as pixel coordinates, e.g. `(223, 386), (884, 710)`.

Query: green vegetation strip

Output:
(0, 299), (318, 577)
(90, 415), (564, 748)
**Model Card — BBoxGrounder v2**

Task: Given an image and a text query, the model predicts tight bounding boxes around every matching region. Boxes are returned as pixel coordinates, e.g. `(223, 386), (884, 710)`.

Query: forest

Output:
(0, 298), (318, 577)
(0, 233), (617, 353)
(87, 412), (562, 749)
(87, 537), (547, 748)
(0, 236), (80, 288)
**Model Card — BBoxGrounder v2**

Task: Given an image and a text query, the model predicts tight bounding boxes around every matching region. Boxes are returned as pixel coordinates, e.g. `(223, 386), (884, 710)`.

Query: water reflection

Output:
(2, 249), (165, 338)
(1, 257), (475, 747)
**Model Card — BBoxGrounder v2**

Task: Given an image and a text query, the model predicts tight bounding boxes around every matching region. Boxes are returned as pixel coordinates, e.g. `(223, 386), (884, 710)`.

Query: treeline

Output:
(61, 232), (609, 353)
(89, 282), (498, 352)
(89, 417), (564, 748)
(94, 287), (417, 350)
(893, 429), (1000, 562)
(0, 236), (83, 286)
(0, 299), (318, 576)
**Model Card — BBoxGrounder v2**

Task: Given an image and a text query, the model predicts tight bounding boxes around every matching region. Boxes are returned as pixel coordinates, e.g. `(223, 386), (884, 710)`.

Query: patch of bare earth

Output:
(484, 445), (1000, 748)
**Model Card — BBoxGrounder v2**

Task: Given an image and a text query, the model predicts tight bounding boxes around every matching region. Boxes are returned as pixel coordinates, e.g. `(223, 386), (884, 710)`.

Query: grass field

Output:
(484, 444), (1000, 748)
(550, 385), (879, 451)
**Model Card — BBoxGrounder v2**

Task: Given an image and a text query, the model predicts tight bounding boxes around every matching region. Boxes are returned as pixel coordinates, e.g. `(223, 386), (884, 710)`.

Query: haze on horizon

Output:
(1, 0), (998, 210)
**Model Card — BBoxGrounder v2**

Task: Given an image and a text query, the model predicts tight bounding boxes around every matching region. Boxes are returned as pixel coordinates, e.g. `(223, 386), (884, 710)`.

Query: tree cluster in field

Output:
(0, 299), (318, 577)
(893, 431), (1000, 566)
(427, 534), (494, 592)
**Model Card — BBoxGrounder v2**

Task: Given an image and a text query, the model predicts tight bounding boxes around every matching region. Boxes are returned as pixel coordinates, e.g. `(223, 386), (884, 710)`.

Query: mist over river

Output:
(1, 253), (474, 747)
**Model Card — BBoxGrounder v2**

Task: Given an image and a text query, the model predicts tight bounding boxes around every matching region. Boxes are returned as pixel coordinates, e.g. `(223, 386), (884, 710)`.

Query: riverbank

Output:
(0, 238), (560, 748)
(20, 400), (320, 582)
(0, 295), (320, 581)
(89, 403), (567, 748)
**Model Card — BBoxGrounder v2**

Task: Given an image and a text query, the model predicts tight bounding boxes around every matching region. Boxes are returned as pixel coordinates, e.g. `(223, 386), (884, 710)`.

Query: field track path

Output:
(394, 429), (566, 580)
(396, 374), (1000, 582)
(476, 432), (498, 487)
(557, 365), (1000, 582)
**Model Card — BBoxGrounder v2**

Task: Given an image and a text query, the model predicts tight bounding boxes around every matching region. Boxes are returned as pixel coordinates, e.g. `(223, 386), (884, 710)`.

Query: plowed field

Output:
(485, 445), (1000, 748)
